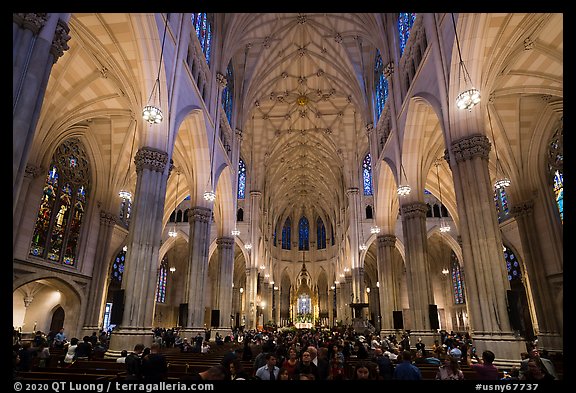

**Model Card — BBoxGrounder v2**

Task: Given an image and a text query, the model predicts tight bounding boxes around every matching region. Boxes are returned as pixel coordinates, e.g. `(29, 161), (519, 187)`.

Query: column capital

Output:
(14, 13), (48, 35)
(216, 236), (235, 249)
(135, 147), (169, 173)
(187, 206), (212, 223)
(50, 19), (71, 63)
(511, 199), (534, 218)
(235, 128), (243, 140)
(450, 134), (491, 163)
(384, 61), (394, 78)
(365, 123), (374, 135)
(216, 72), (228, 88)
(346, 187), (359, 195)
(99, 211), (117, 226)
(250, 190), (262, 198)
(25, 164), (43, 179)
(377, 234), (397, 247)
(401, 201), (428, 219)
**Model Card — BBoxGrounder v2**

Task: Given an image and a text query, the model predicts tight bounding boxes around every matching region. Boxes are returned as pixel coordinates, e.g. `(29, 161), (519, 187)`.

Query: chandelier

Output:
(488, 104), (511, 190)
(397, 162), (411, 196)
(142, 16), (168, 124)
(452, 13), (480, 111)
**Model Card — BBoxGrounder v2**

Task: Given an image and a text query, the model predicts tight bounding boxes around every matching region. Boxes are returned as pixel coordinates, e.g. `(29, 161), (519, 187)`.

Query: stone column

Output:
(13, 14), (70, 214)
(449, 134), (524, 362)
(245, 190), (262, 329)
(231, 286), (240, 328)
(108, 147), (170, 355)
(215, 237), (234, 330)
(180, 206), (212, 335)
(346, 188), (362, 299)
(82, 211), (117, 336)
(14, 164), (43, 247)
(400, 201), (437, 345)
(245, 267), (258, 329)
(511, 200), (562, 351)
(377, 234), (399, 336)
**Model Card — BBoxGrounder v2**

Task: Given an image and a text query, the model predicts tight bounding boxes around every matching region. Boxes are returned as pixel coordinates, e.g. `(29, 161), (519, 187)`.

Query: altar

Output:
(295, 322), (313, 329)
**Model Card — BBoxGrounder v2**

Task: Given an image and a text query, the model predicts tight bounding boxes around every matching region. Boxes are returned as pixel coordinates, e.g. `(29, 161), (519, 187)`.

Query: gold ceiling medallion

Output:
(297, 95), (309, 106)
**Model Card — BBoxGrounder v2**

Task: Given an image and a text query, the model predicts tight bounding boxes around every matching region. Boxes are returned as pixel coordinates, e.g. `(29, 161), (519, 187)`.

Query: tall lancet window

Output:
(237, 158), (246, 199)
(317, 217), (326, 250)
(156, 258), (168, 303)
(363, 153), (373, 196)
(29, 138), (90, 266)
(282, 217), (292, 250)
(298, 216), (309, 251)
(374, 49), (389, 119)
(222, 62), (234, 124)
(191, 13), (213, 65)
(398, 13), (417, 56)
(494, 187), (510, 223)
(450, 251), (465, 305)
(548, 124), (563, 223)
(503, 245), (522, 282)
(112, 247), (126, 284)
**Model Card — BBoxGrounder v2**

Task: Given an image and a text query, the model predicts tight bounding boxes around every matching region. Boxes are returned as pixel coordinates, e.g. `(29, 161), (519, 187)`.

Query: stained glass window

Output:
(554, 170), (563, 223)
(112, 248), (126, 284)
(450, 251), (465, 304)
(282, 217), (291, 250)
(503, 245), (521, 282)
(299, 216), (310, 251)
(29, 138), (90, 266)
(494, 187), (510, 223)
(363, 153), (373, 196)
(398, 13), (417, 56)
(156, 258), (168, 303)
(331, 224), (335, 246)
(317, 217), (326, 250)
(374, 49), (389, 119)
(273, 227), (277, 247)
(191, 13), (213, 65)
(222, 62), (234, 124)
(237, 158), (246, 199)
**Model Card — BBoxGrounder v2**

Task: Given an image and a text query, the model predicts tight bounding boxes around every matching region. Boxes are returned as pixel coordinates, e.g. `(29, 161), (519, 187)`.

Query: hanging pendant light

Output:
(397, 162), (411, 196)
(142, 15), (168, 124)
(487, 104), (511, 189)
(452, 13), (480, 111)
(119, 117), (137, 208)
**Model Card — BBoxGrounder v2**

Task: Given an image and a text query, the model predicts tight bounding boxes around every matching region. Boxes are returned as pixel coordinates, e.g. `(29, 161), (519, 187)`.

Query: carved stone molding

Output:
(134, 147), (169, 173)
(250, 190), (262, 198)
(216, 237), (235, 249)
(216, 72), (227, 88)
(14, 13), (48, 35)
(187, 206), (212, 223)
(99, 211), (117, 226)
(523, 37), (534, 50)
(50, 19), (71, 63)
(450, 134), (491, 163)
(378, 234), (396, 248)
(401, 201), (428, 219)
(384, 61), (394, 78)
(511, 200), (534, 218)
(235, 128), (243, 140)
(346, 187), (359, 195)
(25, 164), (43, 179)
(365, 123), (374, 135)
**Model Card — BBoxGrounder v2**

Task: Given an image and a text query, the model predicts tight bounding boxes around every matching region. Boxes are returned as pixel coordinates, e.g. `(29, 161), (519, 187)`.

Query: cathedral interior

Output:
(13, 13), (563, 363)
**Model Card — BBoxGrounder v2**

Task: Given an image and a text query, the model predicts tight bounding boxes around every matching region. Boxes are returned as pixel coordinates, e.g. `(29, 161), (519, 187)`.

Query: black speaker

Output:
(393, 310), (404, 330)
(210, 309), (220, 327)
(429, 304), (440, 330)
(507, 290), (522, 330)
(110, 290), (125, 325)
(178, 303), (188, 327)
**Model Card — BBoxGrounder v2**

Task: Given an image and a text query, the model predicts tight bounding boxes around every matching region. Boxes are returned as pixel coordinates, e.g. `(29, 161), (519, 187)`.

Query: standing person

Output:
(255, 353), (280, 380)
(519, 347), (558, 380)
(467, 349), (499, 380)
(372, 348), (394, 380)
(281, 347), (299, 378)
(307, 345), (329, 380)
(521, 358), (555, 381)
(293, 350), (319, 380)
(54, 328), (67, 349)
(125, 343), (144, 380)
(436, 355), (464, 380)
(141, 343), (168, 381)
(229, 358), (249, 380)
(392, 350), (422, 380)
(415, 337), (426, 357)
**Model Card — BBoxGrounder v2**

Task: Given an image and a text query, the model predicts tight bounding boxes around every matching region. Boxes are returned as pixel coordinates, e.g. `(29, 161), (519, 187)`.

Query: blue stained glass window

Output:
(156, 259), (168, 303)
(112, 248), (126, 283)
(282, 218), (291, 250)
(299, 217), (310, 251)
(317, 217), (326, 249)
(503, 245), (521, 281)
(398, 13), (417, 56)
(29, 138), (90, 266)
(494, 187), (510, 223)
(554, 170), (563, 223)
(363, 153), (373, 196)
(192, 13), (213, 65)
(222, 62), (234, 124)
(374, 49), (389, 119)
(237, 158), (246, 199)
(450, 251), (465, 304)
